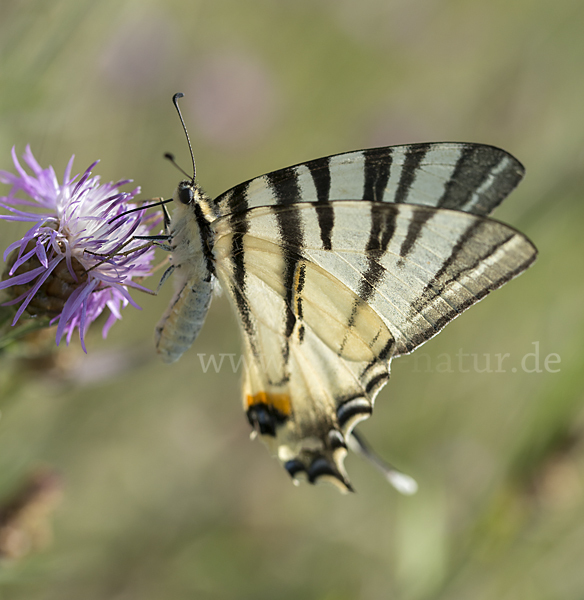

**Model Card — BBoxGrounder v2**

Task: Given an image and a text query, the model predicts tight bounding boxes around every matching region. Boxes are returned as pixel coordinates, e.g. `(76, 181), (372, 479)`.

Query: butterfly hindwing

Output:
(211, 201), (536, 490)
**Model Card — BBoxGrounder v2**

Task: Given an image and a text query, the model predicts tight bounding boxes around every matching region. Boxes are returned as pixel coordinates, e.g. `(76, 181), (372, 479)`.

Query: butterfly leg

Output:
(156, 264), (175, 293)
(133, 202), (173, 251)
(83, 239), (160, 272)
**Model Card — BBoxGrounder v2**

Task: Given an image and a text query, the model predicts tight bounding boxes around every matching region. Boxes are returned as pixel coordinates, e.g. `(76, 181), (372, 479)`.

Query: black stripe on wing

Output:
(361, 203), (398, 299)
(436, 144), (524, 215)
(267, 168), (305, 374)
(336, 395), (373, 429)
(394, 143), (432, 204)
(363, 147), (392, 202)
(295, 262), (307, 343)
(226, 181), (260, 358)
(398, 206), (435, 260)
(307, 156), (334, 250)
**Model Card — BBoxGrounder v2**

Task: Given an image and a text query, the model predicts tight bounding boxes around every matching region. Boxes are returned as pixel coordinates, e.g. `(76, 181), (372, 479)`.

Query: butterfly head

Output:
(172, 178), (216, 224)
(176, 179), (196, 205)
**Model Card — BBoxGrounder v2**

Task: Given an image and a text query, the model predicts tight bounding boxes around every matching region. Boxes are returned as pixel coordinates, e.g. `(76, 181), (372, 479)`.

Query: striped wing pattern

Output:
(214, 143), (524, 219)
(159, 143), (537, 492)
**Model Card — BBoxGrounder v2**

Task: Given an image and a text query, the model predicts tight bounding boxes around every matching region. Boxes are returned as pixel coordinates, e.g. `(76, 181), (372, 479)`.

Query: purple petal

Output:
(107, 282), (141, 309)
(35, 242), (49, 268)
(23, 145), (44, 175)
(3, 238), (24, 261)
(0, 202), (55, 221)
(11, 257), (62, 323)
(10, 147), (28, 180)
(101, 310), (118, 337)
(55, 278), (98, 346)
(0, 265), (47, 290)
(2, 288), (35, 307)
(78, 297), (88, 353)
(9, 246), (38, 274)
(63, 154), (75, 185)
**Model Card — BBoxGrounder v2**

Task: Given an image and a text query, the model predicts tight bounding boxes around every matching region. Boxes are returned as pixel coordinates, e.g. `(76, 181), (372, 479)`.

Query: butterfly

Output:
(153, 95), (537, 493)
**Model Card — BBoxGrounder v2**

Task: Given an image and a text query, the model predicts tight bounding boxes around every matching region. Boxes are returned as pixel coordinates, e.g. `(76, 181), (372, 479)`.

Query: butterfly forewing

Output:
(214, 143), (524, 219)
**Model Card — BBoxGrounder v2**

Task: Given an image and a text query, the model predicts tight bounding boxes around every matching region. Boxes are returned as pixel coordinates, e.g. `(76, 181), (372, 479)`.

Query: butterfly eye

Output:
(178, 182), (194, 205)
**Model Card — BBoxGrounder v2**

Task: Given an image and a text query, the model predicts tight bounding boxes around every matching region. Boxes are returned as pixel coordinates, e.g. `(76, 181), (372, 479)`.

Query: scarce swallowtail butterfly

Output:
(154, 94), (537, 493)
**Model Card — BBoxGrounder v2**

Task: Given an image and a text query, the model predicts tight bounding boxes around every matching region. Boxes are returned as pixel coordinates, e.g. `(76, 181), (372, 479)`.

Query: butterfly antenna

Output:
(172, 92), (196, 182)
(349, 431), (418, 495)
(164, 153), (193, 180)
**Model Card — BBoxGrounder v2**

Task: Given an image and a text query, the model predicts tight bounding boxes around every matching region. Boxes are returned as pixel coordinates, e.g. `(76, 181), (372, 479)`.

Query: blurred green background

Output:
(1, 0), (583, 598)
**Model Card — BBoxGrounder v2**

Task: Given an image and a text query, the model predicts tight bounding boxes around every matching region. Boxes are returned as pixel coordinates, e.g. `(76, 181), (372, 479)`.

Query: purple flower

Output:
(0, 146), (159, 351)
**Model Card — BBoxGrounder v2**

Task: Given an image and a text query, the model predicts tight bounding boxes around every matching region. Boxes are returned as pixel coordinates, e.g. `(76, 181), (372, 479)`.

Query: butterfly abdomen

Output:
(155, 272), (214, 363)
(156, 188), (216, 363)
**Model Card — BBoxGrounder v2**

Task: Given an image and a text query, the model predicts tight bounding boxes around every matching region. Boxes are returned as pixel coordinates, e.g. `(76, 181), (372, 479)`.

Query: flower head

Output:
(0, 146), (159, 351)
